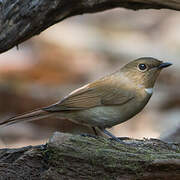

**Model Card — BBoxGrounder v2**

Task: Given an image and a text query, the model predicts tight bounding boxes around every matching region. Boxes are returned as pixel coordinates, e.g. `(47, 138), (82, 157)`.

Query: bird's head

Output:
(121, 57), (172, 88)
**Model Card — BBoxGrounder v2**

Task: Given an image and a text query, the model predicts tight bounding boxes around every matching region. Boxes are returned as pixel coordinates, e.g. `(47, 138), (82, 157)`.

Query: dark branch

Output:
(0, 0), (180, 54)
(0, 132), (179, 179)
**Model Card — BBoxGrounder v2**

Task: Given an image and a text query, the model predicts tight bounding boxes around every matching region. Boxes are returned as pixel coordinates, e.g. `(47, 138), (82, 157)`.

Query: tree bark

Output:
(0, 132), (179, 180)
(0, 0), (180, 54)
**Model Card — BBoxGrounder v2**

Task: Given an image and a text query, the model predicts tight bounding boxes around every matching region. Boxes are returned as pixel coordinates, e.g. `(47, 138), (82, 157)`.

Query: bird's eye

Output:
(138, 64), (147, 71)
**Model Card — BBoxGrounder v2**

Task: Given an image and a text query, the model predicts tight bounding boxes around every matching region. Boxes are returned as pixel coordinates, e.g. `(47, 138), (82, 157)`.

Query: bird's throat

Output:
(145, 88), (153, 94)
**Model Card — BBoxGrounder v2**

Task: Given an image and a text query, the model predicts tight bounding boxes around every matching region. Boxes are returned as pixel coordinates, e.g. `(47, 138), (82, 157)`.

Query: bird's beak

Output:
(158, 62), (172, 69)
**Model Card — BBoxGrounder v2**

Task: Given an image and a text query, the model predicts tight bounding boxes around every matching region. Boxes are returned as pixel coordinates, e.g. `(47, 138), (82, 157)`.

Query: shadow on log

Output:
(0, 132), (179, 179)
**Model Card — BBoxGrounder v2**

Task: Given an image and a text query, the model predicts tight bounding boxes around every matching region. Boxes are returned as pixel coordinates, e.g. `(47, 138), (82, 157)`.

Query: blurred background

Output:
(0, 9), (180, 148)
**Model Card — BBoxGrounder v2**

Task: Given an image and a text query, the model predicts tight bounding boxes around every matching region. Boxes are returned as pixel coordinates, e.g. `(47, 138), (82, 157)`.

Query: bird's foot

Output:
(80, 133), (98, 139)
(98, 127), (125, 144)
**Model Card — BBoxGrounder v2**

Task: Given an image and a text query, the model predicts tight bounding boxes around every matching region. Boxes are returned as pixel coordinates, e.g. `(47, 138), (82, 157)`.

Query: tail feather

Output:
(0, 109), (52, 127)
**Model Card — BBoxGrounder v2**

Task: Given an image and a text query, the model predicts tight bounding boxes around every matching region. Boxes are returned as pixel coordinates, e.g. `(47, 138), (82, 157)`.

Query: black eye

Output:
(138, 64), (147, 71)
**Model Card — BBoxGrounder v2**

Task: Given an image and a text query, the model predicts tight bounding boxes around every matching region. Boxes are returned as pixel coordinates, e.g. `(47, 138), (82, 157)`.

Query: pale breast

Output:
(58, 87), (152, 128)
(60, 93), (150, 128)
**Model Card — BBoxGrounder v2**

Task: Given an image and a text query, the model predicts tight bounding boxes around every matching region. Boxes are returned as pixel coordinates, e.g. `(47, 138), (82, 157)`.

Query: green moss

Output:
(40, 134), (180, 178)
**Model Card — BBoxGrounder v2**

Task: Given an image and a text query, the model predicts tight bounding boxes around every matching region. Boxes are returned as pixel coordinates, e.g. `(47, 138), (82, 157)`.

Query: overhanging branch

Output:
(0, 0), (180, 54)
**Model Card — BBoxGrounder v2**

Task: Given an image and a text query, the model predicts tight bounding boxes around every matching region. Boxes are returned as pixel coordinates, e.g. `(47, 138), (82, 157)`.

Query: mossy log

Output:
(0, 132), (179, 179)
(1, 0), (180, 54)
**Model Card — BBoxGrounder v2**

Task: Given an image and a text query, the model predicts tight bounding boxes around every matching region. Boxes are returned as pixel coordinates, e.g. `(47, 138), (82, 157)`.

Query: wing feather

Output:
(43, 76), (135, 111)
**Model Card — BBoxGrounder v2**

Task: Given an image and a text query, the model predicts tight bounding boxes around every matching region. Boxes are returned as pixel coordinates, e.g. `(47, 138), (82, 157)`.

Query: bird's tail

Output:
(0, 109), (53, 127)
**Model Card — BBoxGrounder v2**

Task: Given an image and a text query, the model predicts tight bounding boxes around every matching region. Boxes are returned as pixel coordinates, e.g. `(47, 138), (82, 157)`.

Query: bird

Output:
(0, 57), (172, 142)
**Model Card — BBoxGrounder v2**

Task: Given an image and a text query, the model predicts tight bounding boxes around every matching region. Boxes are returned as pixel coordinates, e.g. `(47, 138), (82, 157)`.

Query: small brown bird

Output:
(0, 57), (172, 142)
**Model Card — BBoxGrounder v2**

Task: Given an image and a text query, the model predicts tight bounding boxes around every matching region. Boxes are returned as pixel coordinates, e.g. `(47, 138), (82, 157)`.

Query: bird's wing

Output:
(43, 76), (135, 111)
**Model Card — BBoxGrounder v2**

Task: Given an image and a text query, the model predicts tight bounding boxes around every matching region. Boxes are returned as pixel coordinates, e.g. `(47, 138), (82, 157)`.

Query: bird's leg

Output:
(80, 127), (98, 138)
(92, 127), (98, 135)
(98, 127), (124, 143)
